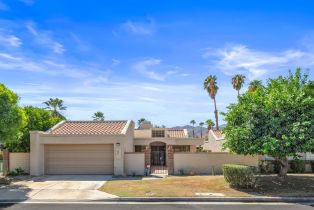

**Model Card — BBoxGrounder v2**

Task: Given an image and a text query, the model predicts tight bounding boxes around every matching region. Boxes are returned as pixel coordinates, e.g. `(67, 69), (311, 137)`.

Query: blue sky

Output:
(1, 0), (314, 127)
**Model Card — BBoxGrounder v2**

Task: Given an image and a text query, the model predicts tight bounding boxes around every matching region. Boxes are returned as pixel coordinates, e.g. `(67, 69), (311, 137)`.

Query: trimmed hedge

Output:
(290, 160), (305, 173)
(223, 164), (257, 189)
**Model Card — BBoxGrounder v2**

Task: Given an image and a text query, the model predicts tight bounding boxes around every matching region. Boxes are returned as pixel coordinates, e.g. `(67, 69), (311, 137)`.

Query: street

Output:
(0, 202), (313, 210)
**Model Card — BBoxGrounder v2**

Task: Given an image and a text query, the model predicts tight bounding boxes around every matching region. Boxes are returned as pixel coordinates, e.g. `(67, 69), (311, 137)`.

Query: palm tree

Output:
(93, 112), (105, 121)
(190, 120), (196, 137)
(206, 119), (215, 130)
(231, 74), (246, 97)
(199, 122), (205, 138)
(248, 80), (263, 92)
(43, 98), (66, 118)
(137, 118), (146, 127)
(204, 75), (219, 130)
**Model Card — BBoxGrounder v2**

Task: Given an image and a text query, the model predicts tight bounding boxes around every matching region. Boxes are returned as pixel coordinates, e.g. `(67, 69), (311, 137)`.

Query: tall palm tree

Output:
(43, 98), (66, 118)
(231, 74), (246, 97)
(190, 120), (196, 137)
(199, 122), (205, 138)
(206, 119), (215, 130)
(137, 118), (146, 127)
(248, 80), (263, 92)
(93, 111), (105, 121)
(204, 75), (219, 130)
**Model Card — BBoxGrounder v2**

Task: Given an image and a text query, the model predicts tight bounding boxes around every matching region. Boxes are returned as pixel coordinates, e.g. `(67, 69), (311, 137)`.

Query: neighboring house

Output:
(202, 129), (227, 152)
(29, 120), (203, 176)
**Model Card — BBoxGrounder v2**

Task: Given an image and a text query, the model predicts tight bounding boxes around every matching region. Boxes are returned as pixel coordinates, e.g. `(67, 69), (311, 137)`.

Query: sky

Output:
(0, 0), (314, 127)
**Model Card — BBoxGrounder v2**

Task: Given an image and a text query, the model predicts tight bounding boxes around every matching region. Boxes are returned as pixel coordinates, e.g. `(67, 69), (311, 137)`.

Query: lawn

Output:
(99, 174), (314, 197)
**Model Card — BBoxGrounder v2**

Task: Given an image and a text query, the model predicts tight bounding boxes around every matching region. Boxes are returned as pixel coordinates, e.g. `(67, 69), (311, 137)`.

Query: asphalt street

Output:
(0, 202), (313, 210)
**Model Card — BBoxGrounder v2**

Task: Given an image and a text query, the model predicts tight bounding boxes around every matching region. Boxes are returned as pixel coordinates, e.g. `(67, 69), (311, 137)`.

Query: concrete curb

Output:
(1, 197), (314, 203)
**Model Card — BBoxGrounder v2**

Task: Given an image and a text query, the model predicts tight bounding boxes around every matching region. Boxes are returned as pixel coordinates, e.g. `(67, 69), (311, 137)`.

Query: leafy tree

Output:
(199, 122), (205, 138)
(190, 120), (196, 137)
(231, 74), (246, 97)
(204, 75), (219, 130)
(222, 69), (314, 178)
(43, 98), (67, 118)
(206, 119), (215, 130)
(137, 118), (146, 127)
(248, 80), (263, 92)
(93, 111), (105, 121)
(0, 84), (27, 146)
(6, 106), (63, 152)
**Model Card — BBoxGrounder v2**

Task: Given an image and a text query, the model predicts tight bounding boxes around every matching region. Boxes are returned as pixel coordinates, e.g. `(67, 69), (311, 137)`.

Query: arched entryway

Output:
(150, 142), (166, 166)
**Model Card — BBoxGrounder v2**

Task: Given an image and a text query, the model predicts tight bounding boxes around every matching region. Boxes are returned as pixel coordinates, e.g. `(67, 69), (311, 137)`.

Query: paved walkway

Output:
(0, 175), (117, 201)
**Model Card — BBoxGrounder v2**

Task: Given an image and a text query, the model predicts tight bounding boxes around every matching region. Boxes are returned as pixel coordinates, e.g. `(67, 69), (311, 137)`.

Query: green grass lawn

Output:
(99, 174), (314, 197)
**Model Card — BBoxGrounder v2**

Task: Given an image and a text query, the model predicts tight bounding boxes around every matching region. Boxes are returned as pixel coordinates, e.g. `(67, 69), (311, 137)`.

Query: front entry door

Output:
(151, 146), (166, 166)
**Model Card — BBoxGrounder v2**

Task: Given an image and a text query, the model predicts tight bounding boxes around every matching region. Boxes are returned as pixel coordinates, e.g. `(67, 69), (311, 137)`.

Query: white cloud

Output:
(0, 31), (21, 47)
(204, 44), (313, 80)
(121, 18), (155, 35)
(26, 22), (65, 54)
(111, 58), (120, 67)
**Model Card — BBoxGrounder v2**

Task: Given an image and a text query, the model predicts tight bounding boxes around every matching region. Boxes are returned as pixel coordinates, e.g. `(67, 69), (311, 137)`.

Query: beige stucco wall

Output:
(30, 120), (135, 176)
(9, 153), (30, 173)
(124, 153), (145, 175)
(174, 153), (259, 175)
(134, 129), (152, 138)
(202, 131), (226, 152)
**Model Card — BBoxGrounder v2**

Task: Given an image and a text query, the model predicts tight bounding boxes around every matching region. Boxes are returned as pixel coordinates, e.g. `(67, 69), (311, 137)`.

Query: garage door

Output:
(45, 144), (114, 175)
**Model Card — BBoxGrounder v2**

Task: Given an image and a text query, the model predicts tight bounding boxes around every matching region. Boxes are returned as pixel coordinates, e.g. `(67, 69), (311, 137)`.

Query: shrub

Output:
(311, 161), (314, 173)
(259, 160), (273, 174)
(223, 164), (257, 189)
(9, 167), (26, 176)
(178, 168), (184, 175)
(290, 160), (305, 173)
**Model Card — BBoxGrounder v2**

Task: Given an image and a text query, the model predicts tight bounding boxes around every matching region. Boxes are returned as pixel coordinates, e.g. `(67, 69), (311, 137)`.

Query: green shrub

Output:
(259, 160), (273, 174)
(9, 167), (26, 176)
(290, 160), (305, 173)
(311, 161), (314, 173)
(223, 164), (257, 189)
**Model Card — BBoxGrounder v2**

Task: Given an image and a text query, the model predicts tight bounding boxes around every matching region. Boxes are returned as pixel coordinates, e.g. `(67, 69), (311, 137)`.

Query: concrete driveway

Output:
(0, 175), (117, 201)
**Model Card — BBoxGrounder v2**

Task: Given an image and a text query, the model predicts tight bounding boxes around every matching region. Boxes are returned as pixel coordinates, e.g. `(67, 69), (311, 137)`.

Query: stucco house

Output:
(202, 129), (227, 152)
(30, 120), (203, 176)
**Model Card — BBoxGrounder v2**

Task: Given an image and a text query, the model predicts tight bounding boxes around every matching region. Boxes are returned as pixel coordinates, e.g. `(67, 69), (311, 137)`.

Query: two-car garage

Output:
(45, 144), (114, 175)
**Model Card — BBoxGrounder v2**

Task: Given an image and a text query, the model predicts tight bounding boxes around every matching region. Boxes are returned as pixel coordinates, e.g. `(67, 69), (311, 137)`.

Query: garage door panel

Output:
(45, 144), (114, 175)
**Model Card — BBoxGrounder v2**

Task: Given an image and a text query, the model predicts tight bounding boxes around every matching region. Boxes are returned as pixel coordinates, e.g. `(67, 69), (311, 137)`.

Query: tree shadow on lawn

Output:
(236, 174), (314, 197)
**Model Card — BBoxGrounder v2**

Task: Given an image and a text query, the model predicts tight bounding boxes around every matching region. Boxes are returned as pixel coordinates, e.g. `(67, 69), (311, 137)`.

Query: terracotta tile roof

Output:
(212, 129), (224, 139)
(49, 121), (128, 135)
(167, 129), (186, 138)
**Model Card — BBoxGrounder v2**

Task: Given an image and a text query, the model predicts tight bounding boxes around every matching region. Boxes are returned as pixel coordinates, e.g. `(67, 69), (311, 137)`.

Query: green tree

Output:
(0, 84), (27, 146)
(190, 120), (196, 137)
(93, 111), (105, 121)
(204, 75), (219, 130)
(199, 122), (205, 138)
(206, 119), (215, 130)
(222, 69), (314, 178)
(43, 98), (67, 118)
(137, 118), (146, 127)
(6, 106), (63, 152)
(248, 80), (263, 92)
(231, 74), (246, 97)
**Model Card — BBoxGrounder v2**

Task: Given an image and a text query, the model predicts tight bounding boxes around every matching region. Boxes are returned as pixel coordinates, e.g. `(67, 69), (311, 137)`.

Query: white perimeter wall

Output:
(9, 153), (30, 173)
(174, 153), (259, 175)
(124, 153), (145, 175)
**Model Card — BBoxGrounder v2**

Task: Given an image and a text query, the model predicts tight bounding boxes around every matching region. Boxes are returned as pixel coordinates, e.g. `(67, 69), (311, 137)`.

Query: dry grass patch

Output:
(99, 174), (314, 197)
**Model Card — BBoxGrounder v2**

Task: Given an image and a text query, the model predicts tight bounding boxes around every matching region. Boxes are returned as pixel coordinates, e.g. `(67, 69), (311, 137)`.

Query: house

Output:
(202, 129), (227, 152)
(29, 120), (204, 176)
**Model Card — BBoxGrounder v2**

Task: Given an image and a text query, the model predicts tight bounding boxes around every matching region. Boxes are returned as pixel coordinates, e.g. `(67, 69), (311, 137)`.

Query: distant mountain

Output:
(171, 124), (226, 138)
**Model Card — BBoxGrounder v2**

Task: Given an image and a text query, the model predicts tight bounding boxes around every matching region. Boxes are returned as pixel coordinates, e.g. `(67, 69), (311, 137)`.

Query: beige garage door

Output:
(45, 144), (114, 175)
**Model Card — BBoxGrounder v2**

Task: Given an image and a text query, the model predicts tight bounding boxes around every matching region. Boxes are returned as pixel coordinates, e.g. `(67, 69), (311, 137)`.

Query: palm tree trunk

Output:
(192, 127), (195, 138)
(213, 97), (219, 130)
(237, 89), (240, 97)
(201, 127), (203, 138)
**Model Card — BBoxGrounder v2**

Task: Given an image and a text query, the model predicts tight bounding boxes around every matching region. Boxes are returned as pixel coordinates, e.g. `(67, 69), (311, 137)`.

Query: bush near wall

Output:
(290, 160), (306, 173)
(223, 164), (257, 189)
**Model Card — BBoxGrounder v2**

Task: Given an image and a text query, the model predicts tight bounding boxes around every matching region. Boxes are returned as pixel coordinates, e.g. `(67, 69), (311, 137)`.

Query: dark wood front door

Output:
(151, 146), (166, 166)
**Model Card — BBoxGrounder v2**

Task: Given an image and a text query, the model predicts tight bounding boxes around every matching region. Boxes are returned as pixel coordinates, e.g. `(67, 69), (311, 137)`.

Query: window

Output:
(152, 130), (165, 137)
(135, 145), (146, 152)
(173, 145), (190, 152)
